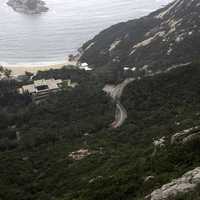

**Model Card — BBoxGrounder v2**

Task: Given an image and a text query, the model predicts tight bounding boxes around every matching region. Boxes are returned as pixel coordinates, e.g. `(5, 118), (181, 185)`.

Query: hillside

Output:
(7, 0), (49, 14)
(1, 63), (200, 200)
(79, 0), (200, 74)
(1, 0), (200, 199)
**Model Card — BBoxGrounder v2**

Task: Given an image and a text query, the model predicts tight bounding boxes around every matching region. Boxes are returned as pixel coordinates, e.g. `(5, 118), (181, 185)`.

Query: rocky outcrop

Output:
(7, 0), (49, 14)
(145, 167), (200, 200)
(80, 0), (200, 74)
(68, 149), (92, 161)
(171, 126), (200, 145)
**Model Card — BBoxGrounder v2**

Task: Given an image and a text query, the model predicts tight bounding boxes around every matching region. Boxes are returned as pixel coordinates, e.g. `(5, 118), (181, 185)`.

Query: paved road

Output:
(103, 63), (192, 128)
(111, 101), (128, 128)
(103, 78), (135, 128)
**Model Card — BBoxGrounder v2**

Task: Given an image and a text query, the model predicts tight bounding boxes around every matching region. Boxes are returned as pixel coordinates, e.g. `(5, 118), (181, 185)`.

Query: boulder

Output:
(146, 167), (200, 200)
(171, 126), (200, 144)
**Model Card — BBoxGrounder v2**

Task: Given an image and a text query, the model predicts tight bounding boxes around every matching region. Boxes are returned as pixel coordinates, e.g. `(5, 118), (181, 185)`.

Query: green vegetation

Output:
(0, 65), (12, 78)
(0, 64), (200, 200)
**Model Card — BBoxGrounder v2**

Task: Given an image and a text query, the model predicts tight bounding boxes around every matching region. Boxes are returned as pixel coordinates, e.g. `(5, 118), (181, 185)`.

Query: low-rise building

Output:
(79, 63), (93, 71)
(20, 78), (77, 101)
(20, 79), (62, 94)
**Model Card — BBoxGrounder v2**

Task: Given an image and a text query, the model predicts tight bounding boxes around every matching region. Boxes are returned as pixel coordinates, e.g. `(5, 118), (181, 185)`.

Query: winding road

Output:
(102, 63), (192, 128)
(103, 78), (135, 128)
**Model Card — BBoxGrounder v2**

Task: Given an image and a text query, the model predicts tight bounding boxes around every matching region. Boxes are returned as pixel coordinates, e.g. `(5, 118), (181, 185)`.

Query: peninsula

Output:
(7, 0), (49, 14)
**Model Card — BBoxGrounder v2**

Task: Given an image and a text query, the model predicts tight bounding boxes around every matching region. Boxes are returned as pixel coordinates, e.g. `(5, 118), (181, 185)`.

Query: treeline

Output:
(0, 79), (30, 108)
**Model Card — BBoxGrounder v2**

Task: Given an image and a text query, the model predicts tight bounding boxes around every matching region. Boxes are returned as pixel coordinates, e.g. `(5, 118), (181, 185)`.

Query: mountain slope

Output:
(1, 63), (200, 200)
(80, 0), (200, 73)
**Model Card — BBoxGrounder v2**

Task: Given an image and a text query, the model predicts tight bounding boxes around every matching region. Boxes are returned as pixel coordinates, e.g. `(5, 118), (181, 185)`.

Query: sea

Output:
(0, 0), (172, 66)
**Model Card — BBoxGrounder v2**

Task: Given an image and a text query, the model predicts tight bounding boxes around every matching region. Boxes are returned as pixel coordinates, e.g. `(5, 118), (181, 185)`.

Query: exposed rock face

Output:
(68, 149), (92, 161)
(146, 167), (200, 200)
(80, 0), (200, 73)
(171, 126), (200, 144)
(7, 0), (49, 14)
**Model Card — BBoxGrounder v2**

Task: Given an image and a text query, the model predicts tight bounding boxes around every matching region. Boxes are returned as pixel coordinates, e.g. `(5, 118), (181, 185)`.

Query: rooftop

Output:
(21, 78), (62, 94)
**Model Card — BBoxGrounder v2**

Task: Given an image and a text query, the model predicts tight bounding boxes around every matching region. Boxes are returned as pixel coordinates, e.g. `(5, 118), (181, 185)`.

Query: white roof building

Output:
(21, 79), (62, 94)
(46, 79), (62, 90)
(20, 78), (78, 96)
(79, 63), (93, 71)
(22, 84), (36, 94)
(123, 67), (130, 71)
(81, 63), (88, 67)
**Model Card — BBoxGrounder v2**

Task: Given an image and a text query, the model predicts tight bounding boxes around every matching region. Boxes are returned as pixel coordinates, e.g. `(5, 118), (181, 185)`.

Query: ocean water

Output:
(0, 0), (172, 66)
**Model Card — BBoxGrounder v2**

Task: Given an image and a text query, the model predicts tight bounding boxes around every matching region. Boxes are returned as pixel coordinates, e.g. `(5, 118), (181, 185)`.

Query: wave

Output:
(0, 59), (74, 68)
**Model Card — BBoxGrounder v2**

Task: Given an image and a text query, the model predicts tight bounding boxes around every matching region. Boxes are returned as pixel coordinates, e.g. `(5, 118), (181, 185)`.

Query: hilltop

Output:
(80, 0), (200, 74)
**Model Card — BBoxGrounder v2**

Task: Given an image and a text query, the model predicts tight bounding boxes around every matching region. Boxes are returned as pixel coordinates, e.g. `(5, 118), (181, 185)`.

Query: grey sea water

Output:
(0, 0), (172, 66)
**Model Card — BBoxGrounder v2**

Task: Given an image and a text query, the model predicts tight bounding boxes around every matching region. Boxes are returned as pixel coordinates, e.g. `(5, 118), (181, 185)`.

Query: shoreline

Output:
(2, 60), (77, 76)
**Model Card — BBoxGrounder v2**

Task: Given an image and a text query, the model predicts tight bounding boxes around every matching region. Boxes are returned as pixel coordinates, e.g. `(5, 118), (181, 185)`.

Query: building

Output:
(20, 78), (78, 101)
(20, 79), (63, 101)
(21, 78), (62, 93)
(79, 63), (93, 71)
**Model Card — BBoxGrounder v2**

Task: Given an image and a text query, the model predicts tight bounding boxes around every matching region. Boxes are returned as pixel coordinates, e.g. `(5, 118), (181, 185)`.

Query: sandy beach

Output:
(4, 60), (77, 76)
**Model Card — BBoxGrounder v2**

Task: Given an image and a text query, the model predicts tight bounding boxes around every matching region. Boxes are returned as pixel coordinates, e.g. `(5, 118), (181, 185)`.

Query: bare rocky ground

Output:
(146, 167), (200, 200)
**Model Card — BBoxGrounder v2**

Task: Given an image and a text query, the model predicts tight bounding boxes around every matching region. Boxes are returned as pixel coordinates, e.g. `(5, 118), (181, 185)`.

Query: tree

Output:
(0, 65), (4, 79)
(0, 65), (4, 73)
(68, 54), (75, 61)
(25, 71), (34, 77)
(4, 69), (12, 78)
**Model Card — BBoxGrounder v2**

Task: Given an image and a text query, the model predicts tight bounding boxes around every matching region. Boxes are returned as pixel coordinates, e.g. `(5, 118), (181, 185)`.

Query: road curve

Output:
(103, 63), (192, 128)
(111, 101), (127, 128)
(103, 78), (135, 128)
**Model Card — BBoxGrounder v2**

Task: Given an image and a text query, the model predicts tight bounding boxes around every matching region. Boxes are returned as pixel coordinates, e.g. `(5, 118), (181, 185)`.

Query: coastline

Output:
(3, 60), (77, 76)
